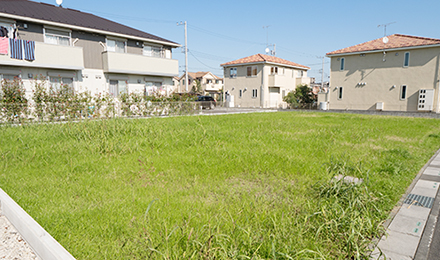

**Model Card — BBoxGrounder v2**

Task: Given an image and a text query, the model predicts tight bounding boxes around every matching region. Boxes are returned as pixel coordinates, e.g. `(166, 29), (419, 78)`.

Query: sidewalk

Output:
(371, 149), (440, 259)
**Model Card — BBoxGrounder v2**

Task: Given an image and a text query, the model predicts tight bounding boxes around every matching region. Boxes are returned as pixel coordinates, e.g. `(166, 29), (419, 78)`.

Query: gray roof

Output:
(0, 0), (178, 45)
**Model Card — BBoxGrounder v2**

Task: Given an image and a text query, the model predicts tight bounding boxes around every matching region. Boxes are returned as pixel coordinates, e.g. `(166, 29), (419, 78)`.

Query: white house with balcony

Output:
(177, 71), (223, 98)
(0, 0), (180, 99)
(221, 54), (310, 108)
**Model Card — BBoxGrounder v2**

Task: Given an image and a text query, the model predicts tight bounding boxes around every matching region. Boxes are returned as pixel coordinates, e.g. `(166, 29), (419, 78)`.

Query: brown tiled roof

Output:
(327, 34), (440, 55)
(0, 0), (177, 45)
(220, 54), (310, 70)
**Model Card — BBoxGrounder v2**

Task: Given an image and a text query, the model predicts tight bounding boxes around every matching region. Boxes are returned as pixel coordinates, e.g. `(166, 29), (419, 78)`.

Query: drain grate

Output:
(403, 194), (435, 209)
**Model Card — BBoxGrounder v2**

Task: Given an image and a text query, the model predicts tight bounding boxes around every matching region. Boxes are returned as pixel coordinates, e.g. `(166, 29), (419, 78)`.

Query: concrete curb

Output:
(0, 188), (76, 260)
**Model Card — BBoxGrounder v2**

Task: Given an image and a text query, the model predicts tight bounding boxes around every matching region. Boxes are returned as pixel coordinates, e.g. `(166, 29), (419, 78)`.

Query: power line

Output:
(79, 8), (176, 24)
(189, 51), (222, 70)
(188, 24), (265, 46)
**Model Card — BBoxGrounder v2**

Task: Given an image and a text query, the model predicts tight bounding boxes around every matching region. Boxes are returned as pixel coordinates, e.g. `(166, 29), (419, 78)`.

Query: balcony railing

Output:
(102, 51), (178, 77)
(0, 42), (84, 70)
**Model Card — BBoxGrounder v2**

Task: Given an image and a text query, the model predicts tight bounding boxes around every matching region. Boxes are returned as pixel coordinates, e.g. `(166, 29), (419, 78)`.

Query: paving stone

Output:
(411, 180), (439, 198)
(396, 204), (431, 220)
(370, 247), (413, 260)
(375, 230), (420, 257)
(423, 167), (440, 177)
(388, 214), (426, 237)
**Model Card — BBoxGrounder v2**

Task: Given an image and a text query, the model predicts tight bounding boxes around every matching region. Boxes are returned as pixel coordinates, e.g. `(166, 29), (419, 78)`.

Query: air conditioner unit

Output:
(418, 89), (434, 111)
(376, 102), (384, 111)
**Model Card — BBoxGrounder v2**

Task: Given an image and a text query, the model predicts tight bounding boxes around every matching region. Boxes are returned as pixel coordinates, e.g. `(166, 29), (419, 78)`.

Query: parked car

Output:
(196, 96), (216, 109)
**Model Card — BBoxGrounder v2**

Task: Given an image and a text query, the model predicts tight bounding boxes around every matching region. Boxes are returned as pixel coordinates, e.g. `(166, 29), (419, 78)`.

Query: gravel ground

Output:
(0, 211), (40, 260)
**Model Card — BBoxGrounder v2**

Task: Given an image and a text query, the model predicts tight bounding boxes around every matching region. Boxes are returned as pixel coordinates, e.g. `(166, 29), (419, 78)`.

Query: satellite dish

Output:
(265, 47), (270, 53)
(383, 36), (389, 44)
(56, 0), (63, 6)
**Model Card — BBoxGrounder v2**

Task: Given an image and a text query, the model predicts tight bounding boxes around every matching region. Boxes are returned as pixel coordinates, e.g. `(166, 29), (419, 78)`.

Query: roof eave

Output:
(0, 12), (181, 48)
(326, 43), (440, 57)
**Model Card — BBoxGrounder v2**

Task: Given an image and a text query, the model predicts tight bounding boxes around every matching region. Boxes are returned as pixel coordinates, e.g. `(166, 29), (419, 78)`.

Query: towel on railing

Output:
(9, 38), (23, 60)
(0, 37), (8, 55)
(23, 40), (35, 61)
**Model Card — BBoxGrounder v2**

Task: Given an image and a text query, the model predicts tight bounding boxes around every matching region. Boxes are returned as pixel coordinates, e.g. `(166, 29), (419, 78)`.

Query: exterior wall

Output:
(16, 21), (44, 42)
(224, 64), (263, 107)
(72, 31), (105, 70)
(102, 51), (178, 77)
(127, 39), (142, 55)
(0, 41), (83, 70)
(326, 47), (440, 112)
(223, 64), (309, 108)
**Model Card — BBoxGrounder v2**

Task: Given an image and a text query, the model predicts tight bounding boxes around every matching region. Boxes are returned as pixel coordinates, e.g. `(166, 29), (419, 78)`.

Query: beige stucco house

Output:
(177, 71), (223, 98)
(320, 34), (440, 112)
(221, 54), (310, 108)
(0, 0), (180, 99)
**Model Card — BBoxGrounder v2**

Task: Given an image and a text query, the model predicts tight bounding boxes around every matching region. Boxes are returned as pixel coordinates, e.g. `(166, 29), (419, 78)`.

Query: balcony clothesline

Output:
(0, 38), (35, 61)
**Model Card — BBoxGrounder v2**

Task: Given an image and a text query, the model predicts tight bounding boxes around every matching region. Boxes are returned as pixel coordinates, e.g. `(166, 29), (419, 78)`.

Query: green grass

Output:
(1, 112), (440, 259)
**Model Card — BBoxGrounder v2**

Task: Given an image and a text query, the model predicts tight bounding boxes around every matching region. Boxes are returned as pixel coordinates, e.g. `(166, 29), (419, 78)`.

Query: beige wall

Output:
(325, 47), (440, 112)
(224, 64), (308, 108)
(102, 51), (178, 77)
(224, 64), (263, 107)
(0, 41), (83, 70)
(17, 21), (44, 42)
(72, 31), (105, 70)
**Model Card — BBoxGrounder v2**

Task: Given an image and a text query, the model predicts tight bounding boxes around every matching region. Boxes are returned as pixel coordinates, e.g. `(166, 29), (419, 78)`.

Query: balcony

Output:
(102, 51), (178, 77)
(269, 74), (283, 87)
(0, 42), (84, 70)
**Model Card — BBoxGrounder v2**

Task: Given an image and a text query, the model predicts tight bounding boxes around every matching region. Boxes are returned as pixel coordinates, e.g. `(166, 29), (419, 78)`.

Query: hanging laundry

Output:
(0, 37), (8, 55)
(9, 39), (23, 60)
(23, 40), (35, 61)
(0, 26), (8, 38)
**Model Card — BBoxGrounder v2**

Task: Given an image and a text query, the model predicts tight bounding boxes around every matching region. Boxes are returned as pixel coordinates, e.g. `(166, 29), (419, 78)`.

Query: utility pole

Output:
(177, 21), (188, 92)
(321, 56), (324, 91)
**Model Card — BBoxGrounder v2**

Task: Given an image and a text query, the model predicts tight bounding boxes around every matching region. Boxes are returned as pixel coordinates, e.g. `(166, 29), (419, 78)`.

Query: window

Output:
(143, 45), (163, 57)
(400, 85), (407, 100)
(271, 67), (278, 75)
(45, 29), (70, 46)
(50, 76), (74, 93)
(338, 87), (343, 99)
(247, 66), (257, 77)
(252, 89), (258, 98)
(109, 80), (127, 97)
(206, 79), (212, 84)
(230, 68), (237, 78)
(239, 89), (242, 98)
(340, 58), (345, 70)
(2, 74), (19, 81)
(298, 70), (304, 77)
(107, 39), (126, 53)
(404, 52), (410, 67)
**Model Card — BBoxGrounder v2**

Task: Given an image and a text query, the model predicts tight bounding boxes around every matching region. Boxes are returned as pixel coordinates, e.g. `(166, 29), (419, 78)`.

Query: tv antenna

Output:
(378, 22), (396, 37)
(263, 25), (276, 56)
(56, 0), (63, 6)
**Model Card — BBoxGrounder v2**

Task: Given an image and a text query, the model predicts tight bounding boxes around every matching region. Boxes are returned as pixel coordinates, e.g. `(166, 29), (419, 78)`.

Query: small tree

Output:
(0, 77), (28, 122)
(283, 84), (317, 109)
(190, 79), (203, 95)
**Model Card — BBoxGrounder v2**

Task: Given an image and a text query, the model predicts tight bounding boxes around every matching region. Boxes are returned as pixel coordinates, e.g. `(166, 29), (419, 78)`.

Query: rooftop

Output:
(0, 0), (177, 45)
(326, 34), (440, 56)
(221, 54), (310, 70)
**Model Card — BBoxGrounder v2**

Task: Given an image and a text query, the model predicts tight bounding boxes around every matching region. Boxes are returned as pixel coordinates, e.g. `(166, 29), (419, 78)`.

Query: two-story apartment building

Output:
(321, 34), (440, 112)
(177, 71), (223, 98)
(0, 0), (179, 98)
(221, 54), (310, 108)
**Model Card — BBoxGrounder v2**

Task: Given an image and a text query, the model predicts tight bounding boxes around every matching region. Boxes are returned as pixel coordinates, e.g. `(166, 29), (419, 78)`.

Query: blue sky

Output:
(39, 0), (439, 80)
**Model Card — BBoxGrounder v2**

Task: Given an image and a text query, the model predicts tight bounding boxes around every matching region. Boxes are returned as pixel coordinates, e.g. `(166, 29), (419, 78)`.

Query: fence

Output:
(0, 101), (201, 124)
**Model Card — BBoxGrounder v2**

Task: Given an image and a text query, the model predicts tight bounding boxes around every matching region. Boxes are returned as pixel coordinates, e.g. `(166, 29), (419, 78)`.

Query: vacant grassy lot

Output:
(1, 112), (440, 259)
